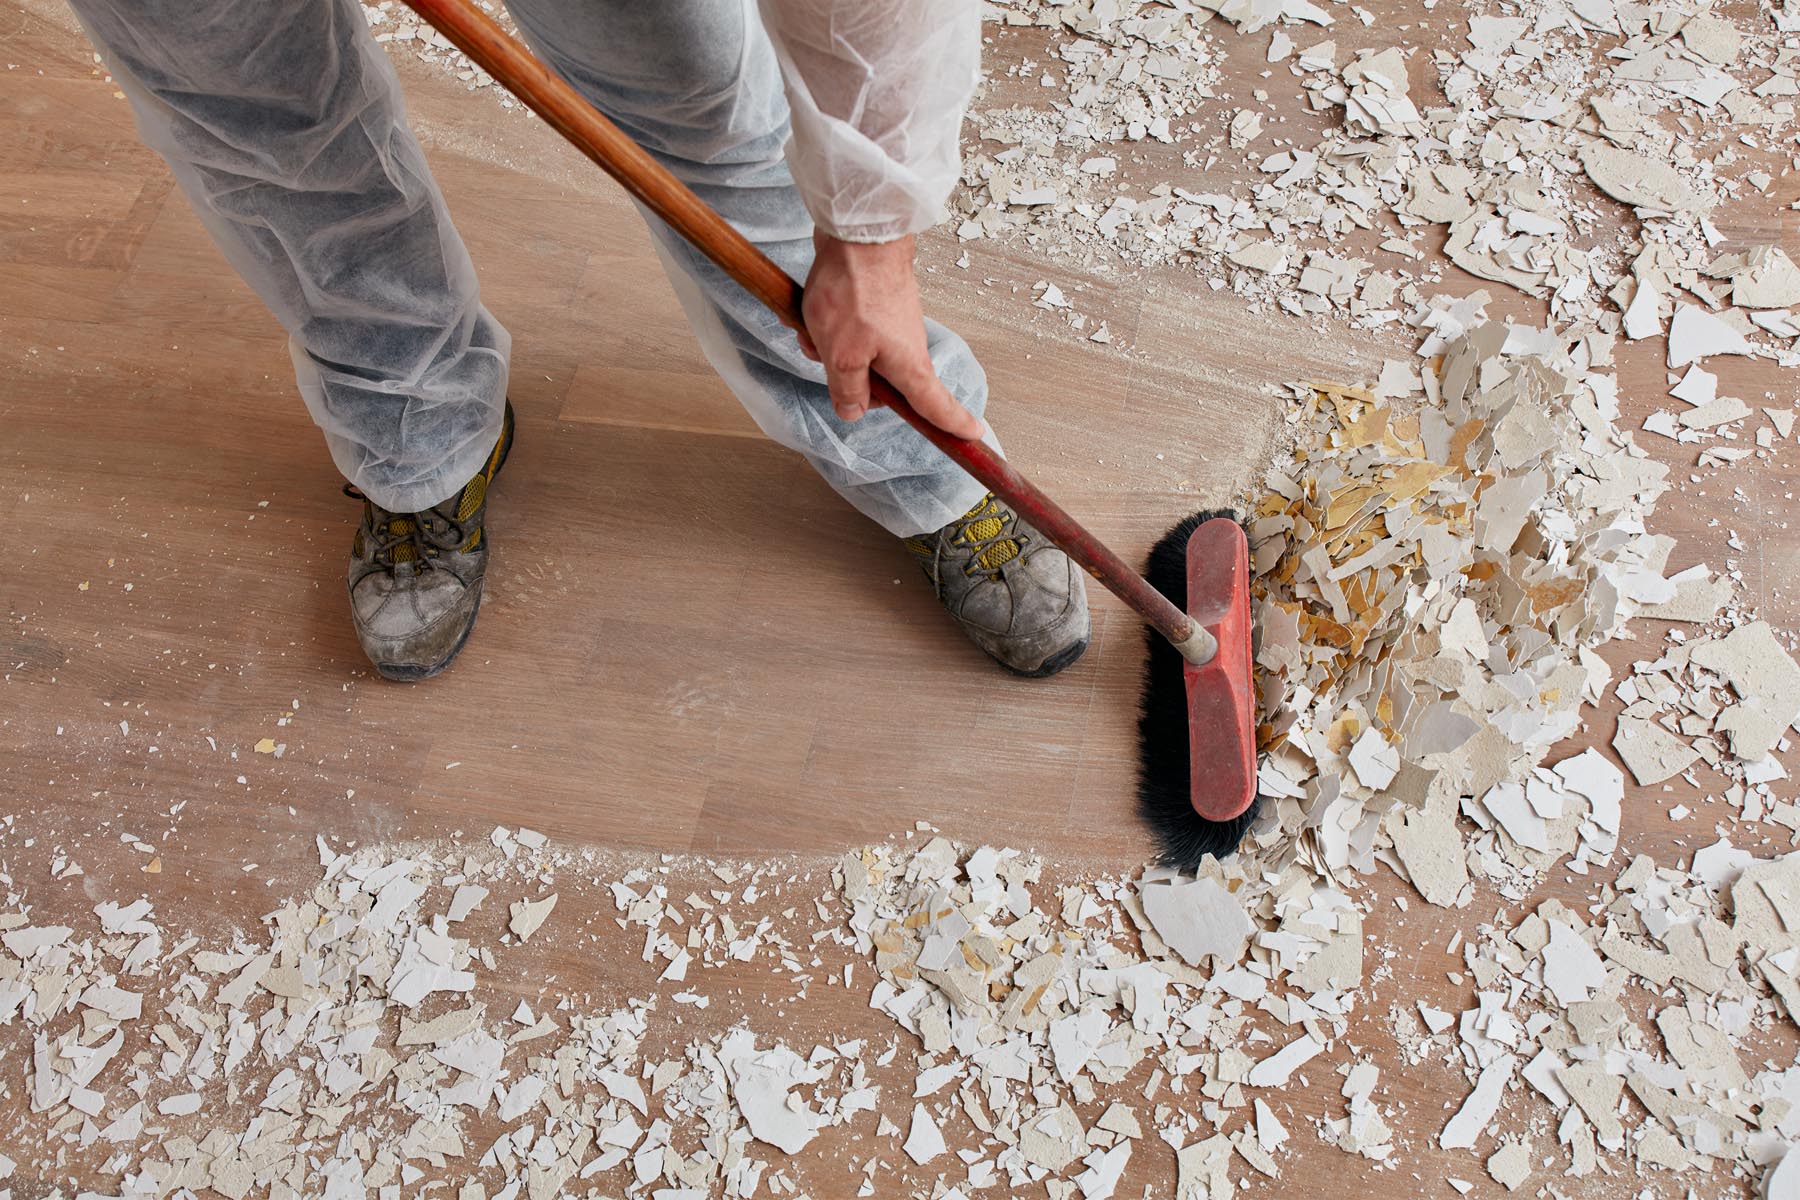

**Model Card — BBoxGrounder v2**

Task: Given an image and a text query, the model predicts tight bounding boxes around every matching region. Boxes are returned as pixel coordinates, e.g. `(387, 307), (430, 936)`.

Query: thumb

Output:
(822, 358), (872, 422)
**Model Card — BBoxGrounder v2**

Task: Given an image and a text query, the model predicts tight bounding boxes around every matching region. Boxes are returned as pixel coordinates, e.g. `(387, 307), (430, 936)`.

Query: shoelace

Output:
(343, 484), (470, 570)
(947, 500), (1027, 579)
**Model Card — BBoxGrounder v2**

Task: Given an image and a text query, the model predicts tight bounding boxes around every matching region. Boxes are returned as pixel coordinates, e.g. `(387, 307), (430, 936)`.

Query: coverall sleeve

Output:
(756, 0), (980, 243)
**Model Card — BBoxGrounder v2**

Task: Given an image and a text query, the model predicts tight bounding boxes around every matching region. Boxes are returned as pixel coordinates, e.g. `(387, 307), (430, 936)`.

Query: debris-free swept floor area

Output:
(4, 0), (1800, 1195)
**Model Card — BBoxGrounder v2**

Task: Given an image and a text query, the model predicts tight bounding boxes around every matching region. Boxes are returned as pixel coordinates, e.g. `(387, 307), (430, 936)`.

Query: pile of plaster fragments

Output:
(15, 0), (1800, 1196)
(9, 791), (1800, 1198)
(968, 0), (1800, 359)
(5, 828), (1368, 1200)
(1241, 288), (1800, 896)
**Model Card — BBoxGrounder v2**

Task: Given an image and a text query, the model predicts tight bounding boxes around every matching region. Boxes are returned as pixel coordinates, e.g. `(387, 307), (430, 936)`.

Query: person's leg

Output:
(67, 0), (506, 514)
(501, 0), (1087, 674)
(502, 0), (988, 538)
(70, 0), (514, 679)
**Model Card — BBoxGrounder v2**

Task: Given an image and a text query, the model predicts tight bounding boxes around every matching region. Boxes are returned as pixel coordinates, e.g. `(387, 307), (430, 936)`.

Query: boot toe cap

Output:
(351, 571), (484, 680)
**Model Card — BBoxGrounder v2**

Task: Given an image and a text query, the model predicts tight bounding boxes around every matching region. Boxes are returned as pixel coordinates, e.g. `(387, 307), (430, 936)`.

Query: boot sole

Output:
(1000, 636), (1090, 679)
(369, 403), (514, 683)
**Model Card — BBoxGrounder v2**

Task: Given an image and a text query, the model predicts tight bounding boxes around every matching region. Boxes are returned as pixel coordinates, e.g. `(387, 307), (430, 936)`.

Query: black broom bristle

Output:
(1136, 509), (1264, 866)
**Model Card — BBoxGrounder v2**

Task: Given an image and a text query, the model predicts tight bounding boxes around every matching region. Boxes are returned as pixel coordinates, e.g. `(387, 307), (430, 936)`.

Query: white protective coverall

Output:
(68, 0), (993, 536)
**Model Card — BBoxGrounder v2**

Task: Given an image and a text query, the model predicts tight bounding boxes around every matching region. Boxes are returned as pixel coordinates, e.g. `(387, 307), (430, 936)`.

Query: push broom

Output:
(402, 0), (1263, 861)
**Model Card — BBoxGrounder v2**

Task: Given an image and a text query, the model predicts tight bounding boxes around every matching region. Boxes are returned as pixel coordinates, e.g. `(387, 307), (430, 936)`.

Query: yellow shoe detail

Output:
(955, 494), (1022, 572)
(457, 473), (487, 523)
(387, 516), (418, 563)
(456, 407), (509, 548)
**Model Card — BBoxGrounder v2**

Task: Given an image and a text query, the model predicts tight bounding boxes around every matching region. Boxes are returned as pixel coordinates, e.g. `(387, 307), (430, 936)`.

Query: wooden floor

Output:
(2, 1), (1796, 1196)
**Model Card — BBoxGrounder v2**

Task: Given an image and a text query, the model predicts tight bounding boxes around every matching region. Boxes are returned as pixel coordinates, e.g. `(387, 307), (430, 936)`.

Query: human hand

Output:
(795, 232), (988, 440)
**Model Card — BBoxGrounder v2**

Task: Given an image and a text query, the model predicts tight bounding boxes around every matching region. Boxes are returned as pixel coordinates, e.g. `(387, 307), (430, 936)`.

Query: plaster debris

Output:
(1440, 1055), (1518, 1150)
(1246, 1033), (1324, 1086)
(1540, 920), (1606, 1006)
(10, 790), (1800, 1195)
(1485, 1138), (1532, 1190)
(1073, 1140), (1132, 1199)
(1713, 245), (1800, 310)
(1690, 622), (1800, 762)
(943, 0), (1790, 379)
(507, 891), (557, 941)
(1622, 280), (1661, 340)
(1139, 872), (1253, 965)
(903, 1103), (946, 1164)
(1669, 303), (1756, 369)
(721, 1033), (829, 1154)
(1641, 564), (1733, 624)
(1244, 294), (1694, 898)
(1228, 240), (1289, 273)
(1768, 1148), (1800, 1199)
(1614, 714), (1700, 786)
(1579, 144), (1706, 215)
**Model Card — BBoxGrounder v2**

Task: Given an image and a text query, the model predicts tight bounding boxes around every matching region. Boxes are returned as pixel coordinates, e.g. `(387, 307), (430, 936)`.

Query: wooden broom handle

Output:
(402, 0), (1206, 657)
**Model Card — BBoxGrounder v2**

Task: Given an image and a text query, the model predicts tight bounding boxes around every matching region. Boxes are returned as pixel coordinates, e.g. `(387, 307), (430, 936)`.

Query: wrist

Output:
(812, 219), (918, 245)
(815, 230), (914, 256)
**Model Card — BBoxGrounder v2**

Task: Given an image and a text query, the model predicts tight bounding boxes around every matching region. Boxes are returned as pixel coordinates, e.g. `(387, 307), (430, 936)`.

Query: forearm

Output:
(756, 0), (979, 242)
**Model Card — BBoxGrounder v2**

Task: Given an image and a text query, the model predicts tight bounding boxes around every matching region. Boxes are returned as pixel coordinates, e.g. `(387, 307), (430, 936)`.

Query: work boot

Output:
(905, 492), (1090, 677)
(344, 402), (514, 681)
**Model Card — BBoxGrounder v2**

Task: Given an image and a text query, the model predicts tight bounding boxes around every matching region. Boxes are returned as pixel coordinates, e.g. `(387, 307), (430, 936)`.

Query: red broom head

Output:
(1137, 510), (1263, 864)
